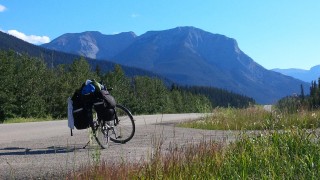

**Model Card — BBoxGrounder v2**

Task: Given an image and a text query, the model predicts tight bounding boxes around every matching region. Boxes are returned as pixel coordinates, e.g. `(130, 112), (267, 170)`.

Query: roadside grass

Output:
(66, 107), (320, 179)
(2, 116), (54, 124)
(179, 106), (320, 130)
(136, 128), (320, 179)
(68, 128), (320, 179)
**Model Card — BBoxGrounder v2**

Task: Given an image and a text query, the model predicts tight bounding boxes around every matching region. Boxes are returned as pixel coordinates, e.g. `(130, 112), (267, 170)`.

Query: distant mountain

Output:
(0, 31), (166, 79)
(42, 26), (310, 104)
(272, 65), (320, 83)
(42, 31), (137, 59)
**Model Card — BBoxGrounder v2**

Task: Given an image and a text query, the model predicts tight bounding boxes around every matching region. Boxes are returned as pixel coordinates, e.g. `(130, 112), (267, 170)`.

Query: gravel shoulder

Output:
(0, 113), (236, 179)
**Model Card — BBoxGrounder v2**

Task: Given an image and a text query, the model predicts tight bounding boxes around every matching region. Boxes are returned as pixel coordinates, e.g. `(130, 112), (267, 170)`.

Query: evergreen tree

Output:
(0, 51), (17, 120)
(103, 65), (131, 106)
(300, 84), (305, 100)
(0, 51), (49, 119)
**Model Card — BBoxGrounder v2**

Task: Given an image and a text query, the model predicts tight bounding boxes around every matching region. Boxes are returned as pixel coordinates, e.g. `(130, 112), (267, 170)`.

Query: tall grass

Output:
(135, 128), (320, 179)
(179, 106), (320, 130)
(67, 107), (320, 179)
(68, 128), (320, 179)
(219, 128), (320, 179)
(2, 117), (54, 124)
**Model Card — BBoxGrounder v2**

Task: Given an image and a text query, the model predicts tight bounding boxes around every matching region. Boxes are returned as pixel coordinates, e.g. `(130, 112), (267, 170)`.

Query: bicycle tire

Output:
(109, 104), (135, 144)
(94, 122), (109, 149)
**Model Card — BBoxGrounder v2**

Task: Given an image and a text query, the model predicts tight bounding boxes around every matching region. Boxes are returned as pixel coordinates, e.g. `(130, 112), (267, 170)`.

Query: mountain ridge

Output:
(42, 31), (137, 59)
(272, 65), (320, 83)
(41, 26), (310, 104)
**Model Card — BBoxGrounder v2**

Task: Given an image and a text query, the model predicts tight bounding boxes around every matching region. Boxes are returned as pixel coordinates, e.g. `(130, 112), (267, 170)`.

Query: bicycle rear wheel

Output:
(109, 104), (135, 144)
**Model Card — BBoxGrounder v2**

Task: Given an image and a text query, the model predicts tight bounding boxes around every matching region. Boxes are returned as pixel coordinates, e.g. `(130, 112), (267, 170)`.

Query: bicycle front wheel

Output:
(109, 104), (135, 144)
(94, 122), (109, 149)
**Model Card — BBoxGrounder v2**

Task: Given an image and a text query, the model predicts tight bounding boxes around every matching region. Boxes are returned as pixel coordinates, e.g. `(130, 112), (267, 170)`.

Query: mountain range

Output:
(0, 31), (169, 80)
(272, 65), (320, 83)
(41, 27), (309, 104)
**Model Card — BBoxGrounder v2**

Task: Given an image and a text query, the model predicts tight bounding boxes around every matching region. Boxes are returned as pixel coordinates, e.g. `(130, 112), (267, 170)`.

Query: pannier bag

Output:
(100, 90), (116, 108)
(93, 90), (116, 121)
(72, 90), (90, 130)
(73, 107), (90, 129)
(94, 101), (115, 121)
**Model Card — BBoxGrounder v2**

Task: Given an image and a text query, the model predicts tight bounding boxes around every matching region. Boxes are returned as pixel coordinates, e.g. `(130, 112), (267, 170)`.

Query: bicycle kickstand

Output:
(83, 140), (91, 149)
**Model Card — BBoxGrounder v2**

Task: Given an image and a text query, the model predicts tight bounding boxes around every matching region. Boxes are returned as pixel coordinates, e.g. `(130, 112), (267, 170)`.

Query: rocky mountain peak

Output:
(42, 31), (137, 59)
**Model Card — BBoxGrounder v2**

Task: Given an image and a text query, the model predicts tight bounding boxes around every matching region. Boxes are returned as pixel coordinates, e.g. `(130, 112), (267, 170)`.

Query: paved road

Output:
(263, 105), (272, 112)
(0, 113), (235, 179)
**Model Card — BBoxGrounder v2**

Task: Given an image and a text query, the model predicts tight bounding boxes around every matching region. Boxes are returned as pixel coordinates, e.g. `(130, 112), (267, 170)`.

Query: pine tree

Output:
(300, 84), (305, 100)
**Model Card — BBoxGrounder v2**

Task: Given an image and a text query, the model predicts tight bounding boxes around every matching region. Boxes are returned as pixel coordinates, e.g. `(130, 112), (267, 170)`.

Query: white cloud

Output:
(7, 30), (50, 45)
(0, 4), (6, 12)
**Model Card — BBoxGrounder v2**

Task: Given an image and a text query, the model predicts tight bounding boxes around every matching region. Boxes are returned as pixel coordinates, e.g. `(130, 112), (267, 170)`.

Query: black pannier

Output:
(72, 91), (90, 129)
(100, 90), (116, 108)
(73, 107), (90, 129)
(94, 90), (116, 121)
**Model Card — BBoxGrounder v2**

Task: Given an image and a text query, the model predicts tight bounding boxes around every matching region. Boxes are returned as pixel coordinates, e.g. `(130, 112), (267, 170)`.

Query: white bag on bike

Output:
(67, 97), (74, 129)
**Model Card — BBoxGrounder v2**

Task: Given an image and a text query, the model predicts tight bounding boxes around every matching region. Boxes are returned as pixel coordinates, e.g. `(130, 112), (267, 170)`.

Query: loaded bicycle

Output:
(89, 103), (135, 149)
(68, 80), (135, 149)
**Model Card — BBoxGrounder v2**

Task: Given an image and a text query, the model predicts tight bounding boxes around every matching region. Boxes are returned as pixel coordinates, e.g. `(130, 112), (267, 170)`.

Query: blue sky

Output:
(0, 0), (319, 70)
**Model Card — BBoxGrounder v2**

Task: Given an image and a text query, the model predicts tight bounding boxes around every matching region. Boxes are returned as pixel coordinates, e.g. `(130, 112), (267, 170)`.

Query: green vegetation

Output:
(132, 128), (320, 179)
(180, 85), (255, 108)
(179, 106), (320, 130)
(276, 79), (320, 113)
(0, 50), (255, 123)
(0, 50), (99, 122)
(68, 108), (320, 179)
(2, 117), (53, 124)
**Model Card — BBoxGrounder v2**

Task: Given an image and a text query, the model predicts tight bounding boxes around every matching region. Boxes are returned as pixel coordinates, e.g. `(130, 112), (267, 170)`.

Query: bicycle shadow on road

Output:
(0, 145), (99, 156)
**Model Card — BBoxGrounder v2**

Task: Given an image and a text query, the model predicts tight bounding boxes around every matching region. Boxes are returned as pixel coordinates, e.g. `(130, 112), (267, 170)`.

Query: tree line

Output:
(0, 50), (257, 122)
(276, 79), (320, 113)
(309, 79), (320, 108)
(176, 85), (255, 108)
(0, 51), (211, 122)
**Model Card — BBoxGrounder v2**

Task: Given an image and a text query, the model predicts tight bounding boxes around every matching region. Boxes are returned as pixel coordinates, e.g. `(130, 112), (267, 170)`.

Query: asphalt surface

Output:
(0, 113), (235, 179)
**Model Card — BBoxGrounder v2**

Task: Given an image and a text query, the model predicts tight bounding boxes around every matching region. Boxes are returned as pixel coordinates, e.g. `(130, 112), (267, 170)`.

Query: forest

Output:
(276, 79), (320, 112)
(0, 50), (255, 122)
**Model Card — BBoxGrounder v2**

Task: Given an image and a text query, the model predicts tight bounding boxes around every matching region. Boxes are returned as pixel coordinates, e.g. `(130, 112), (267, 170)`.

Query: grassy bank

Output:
(179, 106), (320, 130)
(134, 128), (320, 179)
(2, 117), (54, 124)
(68, 128), (320, 179)
(67, 107), (320, 179)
